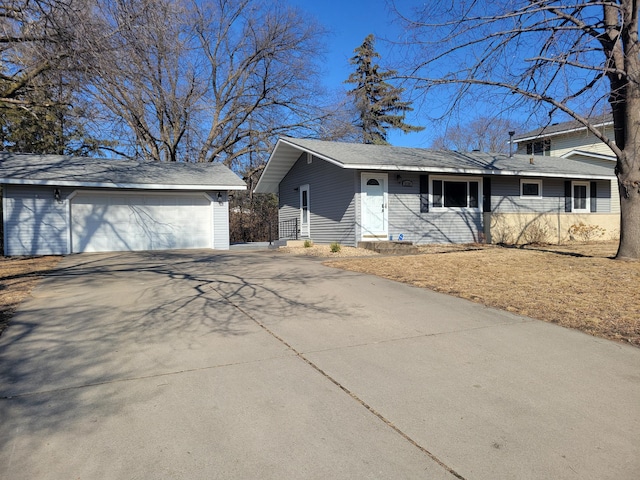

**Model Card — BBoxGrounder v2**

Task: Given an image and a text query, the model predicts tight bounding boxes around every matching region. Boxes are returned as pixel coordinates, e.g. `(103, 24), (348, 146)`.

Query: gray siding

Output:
(279, 153), (357, 245)
(212, 191), (230, 249)
(593, 180), (612, 213)
(3, 185), (70, 255)
(385, 173), (483, 244)
(277, 162), (613, 247)
(491, 177), (563, 213)
(491, 177), (611, 213)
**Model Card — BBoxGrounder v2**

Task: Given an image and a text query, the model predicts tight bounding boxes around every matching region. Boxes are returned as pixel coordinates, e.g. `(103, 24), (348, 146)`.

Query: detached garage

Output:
(1, 153), (246, 255)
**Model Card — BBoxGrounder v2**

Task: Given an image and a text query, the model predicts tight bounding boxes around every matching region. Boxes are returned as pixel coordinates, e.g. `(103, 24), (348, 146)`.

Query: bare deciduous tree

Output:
(0, 0), (111, 154)
(431, 117), (519, 154)
(0, 0), (99, 107)
(90, 0), (329, 168)
(394, 0), (640, 260)
(89, 0), (199, 162)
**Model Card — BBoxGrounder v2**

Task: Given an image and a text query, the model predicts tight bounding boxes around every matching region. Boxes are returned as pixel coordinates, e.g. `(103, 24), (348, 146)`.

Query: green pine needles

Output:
(345, 34), (424, 145)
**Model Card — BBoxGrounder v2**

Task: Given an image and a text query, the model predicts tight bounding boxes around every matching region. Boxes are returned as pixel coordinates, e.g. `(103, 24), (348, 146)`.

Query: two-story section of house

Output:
(513, 114), (619, 215)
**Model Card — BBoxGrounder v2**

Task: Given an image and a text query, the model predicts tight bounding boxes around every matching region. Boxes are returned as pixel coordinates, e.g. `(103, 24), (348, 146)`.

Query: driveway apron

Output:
(0, 250), (638, 480)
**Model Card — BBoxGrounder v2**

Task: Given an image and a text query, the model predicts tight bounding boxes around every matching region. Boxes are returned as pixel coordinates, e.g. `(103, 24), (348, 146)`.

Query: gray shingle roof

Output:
(512, 114), (612, 142)
(0, 153), (246, 190)
(255, 137), (615, 194)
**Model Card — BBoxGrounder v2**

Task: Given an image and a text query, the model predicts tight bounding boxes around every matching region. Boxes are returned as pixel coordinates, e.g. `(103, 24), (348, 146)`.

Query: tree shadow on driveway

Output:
(0, 250), (353, 457)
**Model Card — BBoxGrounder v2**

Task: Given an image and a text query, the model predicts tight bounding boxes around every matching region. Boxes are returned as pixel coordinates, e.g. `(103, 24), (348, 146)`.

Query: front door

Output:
(361, 173), (388, 239)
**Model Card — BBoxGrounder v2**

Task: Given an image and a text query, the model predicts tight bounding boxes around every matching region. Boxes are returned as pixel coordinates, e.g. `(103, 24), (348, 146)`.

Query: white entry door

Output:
(361, 173), (388, 239)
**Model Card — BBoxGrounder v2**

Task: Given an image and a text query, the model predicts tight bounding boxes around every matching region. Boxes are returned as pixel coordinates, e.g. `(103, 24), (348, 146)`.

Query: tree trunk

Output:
(616, 154), (640, 260)
(611, 0), (640, 260)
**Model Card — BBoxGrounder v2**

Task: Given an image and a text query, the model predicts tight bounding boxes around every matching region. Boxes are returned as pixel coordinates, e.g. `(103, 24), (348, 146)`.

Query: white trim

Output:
(276, 138), (345, 169)
(67, 190), (77, 254)
(335, 164), (613, 180)
(299, 184), (310, 238)
(69, 189), (214, 198)
(360, 173), (388, 240)
(210, 192), (223, 250)
(572, 181), (591, 213)
(2, 189), (7, 254)
(430, 175), (482, 212)
(0, 178), (246, 190)
(520, 178), (543, 199)
(560, 150), (616, 162)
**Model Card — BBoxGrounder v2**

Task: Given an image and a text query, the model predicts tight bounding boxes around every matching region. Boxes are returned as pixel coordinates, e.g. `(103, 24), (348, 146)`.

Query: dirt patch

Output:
(324, 241), (640, 347)
(0, 256), (62, 336)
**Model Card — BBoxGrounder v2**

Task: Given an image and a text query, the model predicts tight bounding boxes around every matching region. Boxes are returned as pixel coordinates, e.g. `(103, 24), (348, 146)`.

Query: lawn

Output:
(0, 255), (62, 335)
(323, 242), (640, 347)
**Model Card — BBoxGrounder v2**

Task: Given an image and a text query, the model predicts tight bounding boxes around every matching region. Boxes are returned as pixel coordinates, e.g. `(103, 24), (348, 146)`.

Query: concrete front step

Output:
(358, 241), (420, 255)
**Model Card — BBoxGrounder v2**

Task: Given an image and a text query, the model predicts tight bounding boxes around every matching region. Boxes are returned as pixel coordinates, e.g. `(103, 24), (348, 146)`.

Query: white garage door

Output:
(71, 191), (213, 253)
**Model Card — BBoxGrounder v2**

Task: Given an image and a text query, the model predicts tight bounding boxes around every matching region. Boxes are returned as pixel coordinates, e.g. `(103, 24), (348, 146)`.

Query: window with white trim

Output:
(431, 177), (481, 210)
(572, 181), (590, 213)
(525, 139), (551, 156)
(520, 179), (543, 199)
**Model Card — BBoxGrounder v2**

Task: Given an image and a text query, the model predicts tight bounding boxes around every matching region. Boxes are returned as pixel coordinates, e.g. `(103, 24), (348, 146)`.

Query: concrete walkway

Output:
(0, 250), (638, 479)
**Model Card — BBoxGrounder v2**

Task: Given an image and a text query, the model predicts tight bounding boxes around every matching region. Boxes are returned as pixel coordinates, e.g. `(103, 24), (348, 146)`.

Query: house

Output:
(254, 137), (618, 246)
(1, 153), (246, 255)
(513, 114), (614, 160)
(513, 115), (619, 213)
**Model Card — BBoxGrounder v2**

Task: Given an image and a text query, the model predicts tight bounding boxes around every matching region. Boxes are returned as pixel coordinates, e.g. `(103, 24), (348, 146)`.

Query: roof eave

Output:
(337, 163), (613, 180)
(255, 137), (346, 193)
(0, 178), (247, 190)
(513, 121), (613, 143)
(560, 150), (617, 161)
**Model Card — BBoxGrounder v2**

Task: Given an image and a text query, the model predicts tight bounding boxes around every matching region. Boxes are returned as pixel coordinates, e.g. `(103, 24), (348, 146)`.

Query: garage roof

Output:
(254, 137), (616, 194)
(0, 153), (246, 190)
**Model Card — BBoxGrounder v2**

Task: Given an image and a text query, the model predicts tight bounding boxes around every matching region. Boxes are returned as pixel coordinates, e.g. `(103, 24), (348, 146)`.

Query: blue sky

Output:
(286, 0), (432, 147)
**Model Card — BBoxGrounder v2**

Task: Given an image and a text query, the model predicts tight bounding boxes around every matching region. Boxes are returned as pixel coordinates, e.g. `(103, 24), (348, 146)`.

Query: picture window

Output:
(431, 177), (481, 210)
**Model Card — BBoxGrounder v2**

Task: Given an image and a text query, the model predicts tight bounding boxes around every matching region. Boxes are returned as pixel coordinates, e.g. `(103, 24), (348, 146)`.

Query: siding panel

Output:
(491, 176), (611, 214)
(516, 125), (616, 157)
(492, 177), (565, 213)
(550, 126), (616, 157)
(4, 185), (69, 255)
(387, 173), (483, 244)
(564, 156), (618, 214)
(212, 191), (229, 249)
(278, 153), (357, 245)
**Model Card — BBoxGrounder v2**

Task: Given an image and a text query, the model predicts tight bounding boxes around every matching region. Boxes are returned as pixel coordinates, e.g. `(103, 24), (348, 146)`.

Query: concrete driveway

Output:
(1, 250), (638, 479)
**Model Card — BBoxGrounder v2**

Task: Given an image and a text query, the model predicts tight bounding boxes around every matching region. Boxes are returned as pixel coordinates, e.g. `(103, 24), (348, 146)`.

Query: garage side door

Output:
(71, 192), (213, 253)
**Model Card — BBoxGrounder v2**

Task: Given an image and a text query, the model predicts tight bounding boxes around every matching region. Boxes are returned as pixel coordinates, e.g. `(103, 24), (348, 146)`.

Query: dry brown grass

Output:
(0, 255), (62, 335)
(278, 244), (379, 257)
(325, 242), (640, 347)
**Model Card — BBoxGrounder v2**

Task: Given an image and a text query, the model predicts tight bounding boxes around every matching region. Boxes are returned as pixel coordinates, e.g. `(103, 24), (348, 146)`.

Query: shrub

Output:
(330, 242), (341, 253)
(569, 223), (606, 242)
(521, 218), (551, 245)
(303, 239), (313, 248)
(490, 213), (516, 244)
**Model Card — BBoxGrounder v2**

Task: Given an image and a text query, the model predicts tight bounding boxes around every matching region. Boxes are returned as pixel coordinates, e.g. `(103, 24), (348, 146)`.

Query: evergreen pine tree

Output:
(0, 74), (102, 156)
(345, 34), (423, 145)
